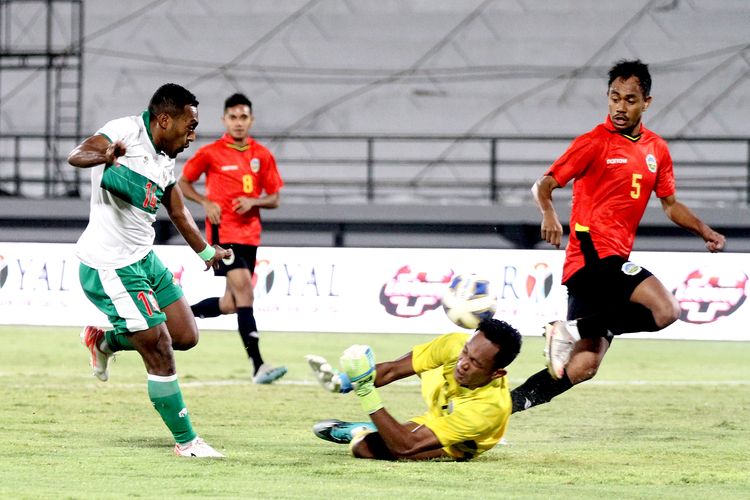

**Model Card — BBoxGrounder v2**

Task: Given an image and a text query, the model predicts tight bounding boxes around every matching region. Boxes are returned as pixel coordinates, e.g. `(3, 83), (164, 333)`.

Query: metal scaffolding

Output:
(0, 0), (83, 197)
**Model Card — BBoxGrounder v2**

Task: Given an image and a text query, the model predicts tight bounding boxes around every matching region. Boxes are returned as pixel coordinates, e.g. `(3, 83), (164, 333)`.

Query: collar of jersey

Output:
(141, 110), (162, 154)
(604, 114), (642, 142)
(221, 132), (251, 152)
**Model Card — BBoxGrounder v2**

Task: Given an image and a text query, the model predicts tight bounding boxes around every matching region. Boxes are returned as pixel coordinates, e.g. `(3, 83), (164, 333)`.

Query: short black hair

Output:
(148, 83), (198, 118)
(477, 318), (522, 370)
(224, 93), (253, 112)
(608, 59), (651, 97)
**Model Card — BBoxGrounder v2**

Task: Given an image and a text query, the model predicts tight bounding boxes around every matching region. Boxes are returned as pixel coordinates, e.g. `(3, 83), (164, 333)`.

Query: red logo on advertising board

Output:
(171, 265), (184, 286)
(0, 256), (7, 289)
(252, 259), (275, 294)
(525, 262), (554, 302)
(672, 269), (748, 324)
(380, 266), (453, 318)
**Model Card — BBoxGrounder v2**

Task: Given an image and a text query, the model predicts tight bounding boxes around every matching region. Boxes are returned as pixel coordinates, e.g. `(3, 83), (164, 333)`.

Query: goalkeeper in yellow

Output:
(306, 319), (522, 460)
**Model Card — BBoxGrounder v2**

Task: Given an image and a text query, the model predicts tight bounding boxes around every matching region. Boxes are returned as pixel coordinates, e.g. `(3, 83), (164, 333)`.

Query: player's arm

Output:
(374, 352), (415, 387)
(68, 134), (126, 169)
(306, 350), (415, 393)
(163, 183), (231, 268)
(232, 191), (281, 214)
(339, 345), (444, 459)
(177, 175), (222, 226)
(660, 195), (726, 252)
(357, 409), (446, 460)
(531, 174), (564, 248)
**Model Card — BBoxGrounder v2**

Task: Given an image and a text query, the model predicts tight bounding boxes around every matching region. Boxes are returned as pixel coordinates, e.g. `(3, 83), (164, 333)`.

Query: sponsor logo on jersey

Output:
(645, 153), (657, 173)
(621, 262), (642, 276)
(606, 158), (628, 165)
(250, 158), (261, 173)
(379, 265), (452, 318)
(672, 268), (748, 324)
(221, 165), (239, 171)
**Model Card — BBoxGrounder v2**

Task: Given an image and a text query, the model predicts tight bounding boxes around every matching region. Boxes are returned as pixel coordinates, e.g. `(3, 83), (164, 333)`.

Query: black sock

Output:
(237, 307), (263, 373)
(191, 297), (222, 319)
(511, 369), (574, 413)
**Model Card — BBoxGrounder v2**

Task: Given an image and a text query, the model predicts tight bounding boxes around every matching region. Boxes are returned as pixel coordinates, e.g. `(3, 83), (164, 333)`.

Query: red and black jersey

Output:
(547, 116), (676, 283)
(182, 133), (283, 246)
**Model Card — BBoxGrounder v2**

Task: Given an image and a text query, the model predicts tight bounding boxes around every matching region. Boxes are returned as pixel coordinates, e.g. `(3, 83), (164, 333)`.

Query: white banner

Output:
(0, 242), (747, 341)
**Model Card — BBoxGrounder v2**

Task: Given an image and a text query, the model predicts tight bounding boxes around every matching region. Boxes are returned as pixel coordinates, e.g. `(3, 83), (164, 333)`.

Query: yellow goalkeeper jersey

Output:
(410, 332), (511, 460)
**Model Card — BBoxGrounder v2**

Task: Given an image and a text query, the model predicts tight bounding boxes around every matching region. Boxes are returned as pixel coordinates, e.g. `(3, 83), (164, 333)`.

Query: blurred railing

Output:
(1, 133), (749, 206)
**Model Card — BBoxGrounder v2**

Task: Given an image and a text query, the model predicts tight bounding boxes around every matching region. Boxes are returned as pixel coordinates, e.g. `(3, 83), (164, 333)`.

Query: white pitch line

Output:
(1, 377), (748, 390)
(181, 379), (750, 388)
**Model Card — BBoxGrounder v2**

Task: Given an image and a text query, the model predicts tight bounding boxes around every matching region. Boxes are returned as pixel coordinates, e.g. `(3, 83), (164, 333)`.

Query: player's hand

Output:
(540, 211), (563, 248)
(305, 354), (352, 393)
(704, 229), (726, 253)
(232, 196), (256, 215)
(202, 200), (222, 225)
(340, 345), (376, 386)
(340, 346), (383, 414)
(105, 141), (126, 166)
(204, 245), (232, 271)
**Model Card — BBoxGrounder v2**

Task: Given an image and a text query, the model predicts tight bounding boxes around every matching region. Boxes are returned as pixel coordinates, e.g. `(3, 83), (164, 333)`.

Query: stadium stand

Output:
(1, 0), (748, 248)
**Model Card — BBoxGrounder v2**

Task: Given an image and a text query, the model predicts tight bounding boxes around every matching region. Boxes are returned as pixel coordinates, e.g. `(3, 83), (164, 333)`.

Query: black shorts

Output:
(564, 232), (652, 340)
(213, 243), (258, 277)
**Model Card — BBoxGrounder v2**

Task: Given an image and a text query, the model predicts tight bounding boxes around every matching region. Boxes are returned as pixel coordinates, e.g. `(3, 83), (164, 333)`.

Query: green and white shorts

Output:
(79, 250), (183, 334)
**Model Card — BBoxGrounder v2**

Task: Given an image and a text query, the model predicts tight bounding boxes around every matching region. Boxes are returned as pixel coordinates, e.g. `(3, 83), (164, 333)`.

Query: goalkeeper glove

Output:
(340, 345), (383, 414)
(305, 354), (352, 393)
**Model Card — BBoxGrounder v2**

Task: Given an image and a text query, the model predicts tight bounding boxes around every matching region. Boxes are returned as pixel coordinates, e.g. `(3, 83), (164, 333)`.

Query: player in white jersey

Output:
(68, 83), (231, 458)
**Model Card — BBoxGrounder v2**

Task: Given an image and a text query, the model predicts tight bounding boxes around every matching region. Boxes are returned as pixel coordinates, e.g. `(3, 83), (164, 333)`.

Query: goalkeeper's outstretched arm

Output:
(373, 352), (415, 387)
(306, 350), (416, 393)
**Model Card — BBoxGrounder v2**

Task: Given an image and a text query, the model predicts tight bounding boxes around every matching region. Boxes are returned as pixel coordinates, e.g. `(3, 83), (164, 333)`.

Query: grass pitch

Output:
(1, 326), (749, 499)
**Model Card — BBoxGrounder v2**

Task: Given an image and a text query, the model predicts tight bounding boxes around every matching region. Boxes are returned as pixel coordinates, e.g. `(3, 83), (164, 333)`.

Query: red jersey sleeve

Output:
(654, 142), (676, 199)
(546, 134), (598, 188)
(259, 152), (284, 195)
(181, 145), (211, 182)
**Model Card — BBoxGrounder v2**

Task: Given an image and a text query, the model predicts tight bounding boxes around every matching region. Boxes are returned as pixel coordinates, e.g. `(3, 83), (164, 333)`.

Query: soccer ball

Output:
(441, 274), (497, 329)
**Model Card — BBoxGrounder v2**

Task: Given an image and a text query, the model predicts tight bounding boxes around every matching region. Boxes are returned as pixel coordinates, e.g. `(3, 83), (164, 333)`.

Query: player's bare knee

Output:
(135, 326), (176, 375)
(154, 328), (175, 357)
(654, 298), (680, 329)
(219, 296), (237, 314)
(173, 326), (199, 351)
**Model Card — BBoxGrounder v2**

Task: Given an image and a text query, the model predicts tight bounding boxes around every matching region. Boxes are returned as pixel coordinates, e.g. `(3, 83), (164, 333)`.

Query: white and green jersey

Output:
(75, 111), (176, 269)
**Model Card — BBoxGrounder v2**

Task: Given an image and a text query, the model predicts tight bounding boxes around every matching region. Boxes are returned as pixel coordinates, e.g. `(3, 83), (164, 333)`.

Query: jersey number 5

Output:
(630, 173), (642, 199)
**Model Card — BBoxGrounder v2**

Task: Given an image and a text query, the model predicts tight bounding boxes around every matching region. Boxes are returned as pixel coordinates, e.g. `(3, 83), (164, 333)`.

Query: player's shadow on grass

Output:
(114, 436), (175, 449)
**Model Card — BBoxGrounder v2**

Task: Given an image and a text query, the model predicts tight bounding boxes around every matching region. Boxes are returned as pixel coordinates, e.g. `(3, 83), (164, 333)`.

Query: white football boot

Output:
(174, 437), (225, 458)
(80, 326), (113, 382)
(543, 320), (580, 380)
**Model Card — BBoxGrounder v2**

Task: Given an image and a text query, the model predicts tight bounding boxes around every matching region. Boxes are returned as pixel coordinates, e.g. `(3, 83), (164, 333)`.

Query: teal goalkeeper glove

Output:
(305, 354), (352, 393)
(340, 345), (383, 414)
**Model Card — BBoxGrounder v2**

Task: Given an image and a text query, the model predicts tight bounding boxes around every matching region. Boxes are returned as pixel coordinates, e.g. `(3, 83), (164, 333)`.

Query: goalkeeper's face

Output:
(454, 332), (506, 389)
